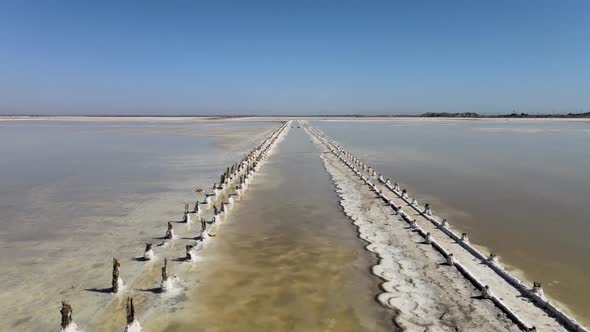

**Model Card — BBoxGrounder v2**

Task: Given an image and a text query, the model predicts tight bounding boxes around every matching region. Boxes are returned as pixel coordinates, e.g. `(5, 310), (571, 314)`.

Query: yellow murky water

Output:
(147, 127), (392, 331)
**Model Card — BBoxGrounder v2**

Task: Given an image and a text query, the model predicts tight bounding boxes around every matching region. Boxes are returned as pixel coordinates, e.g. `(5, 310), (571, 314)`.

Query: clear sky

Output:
(1, 1), (589, 115)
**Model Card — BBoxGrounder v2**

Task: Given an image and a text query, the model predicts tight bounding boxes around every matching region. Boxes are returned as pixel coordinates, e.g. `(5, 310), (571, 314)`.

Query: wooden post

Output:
(461, 233), (469, 243)
(186, 244), (194, 261)
(60, 301), (73, 328)
(112, 258), (120, 293)
(165, 222), (173, 240)
(125, 297), (135, 324)
(446, 254), (455, 265)
(201, 217), (206, 231)
(161, 258), (168, 282)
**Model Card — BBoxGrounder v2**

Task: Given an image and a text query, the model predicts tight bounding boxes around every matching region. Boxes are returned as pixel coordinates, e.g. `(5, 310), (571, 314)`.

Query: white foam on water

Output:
(187, 242), (204, 262)
(116, 277), (125, 293)
(160, 276), (184, 297)
(188, 251), (203, 263)
(123, 320), (142, 332)
(199, 233), (212, 249)
(59, 322), (79, 332)
(143, 249), (154, 261)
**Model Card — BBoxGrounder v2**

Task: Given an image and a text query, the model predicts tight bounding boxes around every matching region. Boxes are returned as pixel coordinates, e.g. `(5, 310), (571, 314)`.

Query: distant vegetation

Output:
(420, 111), (590, 118)
(2, 112), (590, 118)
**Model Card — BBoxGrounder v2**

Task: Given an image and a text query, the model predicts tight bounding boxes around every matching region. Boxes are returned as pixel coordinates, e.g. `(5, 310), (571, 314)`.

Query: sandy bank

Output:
(308, 140), (518, 331)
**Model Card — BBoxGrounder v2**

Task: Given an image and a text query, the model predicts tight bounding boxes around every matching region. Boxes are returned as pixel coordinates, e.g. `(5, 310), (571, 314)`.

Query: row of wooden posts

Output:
(303, 122), (553, 332)
(59, 122), (291, 331)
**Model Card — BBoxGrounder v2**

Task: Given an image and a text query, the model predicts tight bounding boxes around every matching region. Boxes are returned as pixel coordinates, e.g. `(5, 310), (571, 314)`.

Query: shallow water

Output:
(313, 118), (590, 326)
(147, 126), (392, 331)
(0, 119), (278, 331)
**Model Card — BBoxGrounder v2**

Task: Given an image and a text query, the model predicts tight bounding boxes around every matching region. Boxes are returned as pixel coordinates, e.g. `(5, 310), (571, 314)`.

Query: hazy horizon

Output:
(1, 1), (589, 115)
(2, 111), (590, 117)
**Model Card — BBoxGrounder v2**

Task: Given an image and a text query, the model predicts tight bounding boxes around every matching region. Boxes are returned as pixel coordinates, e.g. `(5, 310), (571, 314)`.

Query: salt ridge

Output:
(303, 121), (584, 332)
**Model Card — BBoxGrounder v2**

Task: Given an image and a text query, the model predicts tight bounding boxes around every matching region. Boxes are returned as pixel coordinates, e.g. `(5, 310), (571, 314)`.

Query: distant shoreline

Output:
(418, 111), (590, 118)
(1, 111), (589, 119)
(0, 112), (590, 120)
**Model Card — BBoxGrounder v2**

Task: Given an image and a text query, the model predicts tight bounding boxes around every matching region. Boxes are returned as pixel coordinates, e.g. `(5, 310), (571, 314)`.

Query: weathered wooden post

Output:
(126, 297), (134, 324)
(481, 285), (491, 299)
(460, 233), (469, 244)
(488, 252), (498, 264)
(183, 204), (189, 223)
(186, 244), (194, 261)
(144, 243), (154, 260)
(532, 282), (545, 298)
(446, 254), (456, 265)
(160, 258), (170, 292)
(165, 222), (173, 240)
(60, 301), (73, 329)
(424, 203), (432, 216)
(424, 232), (432, 244)
(112, 258), (121, 293)
(162, 258), (168, 282)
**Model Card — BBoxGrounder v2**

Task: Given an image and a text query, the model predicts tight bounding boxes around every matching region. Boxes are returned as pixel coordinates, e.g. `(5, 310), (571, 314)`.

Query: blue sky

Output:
(0, 1), (589, 115)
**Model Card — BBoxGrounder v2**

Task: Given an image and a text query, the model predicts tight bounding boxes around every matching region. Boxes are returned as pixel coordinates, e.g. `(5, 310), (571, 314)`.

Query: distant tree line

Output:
(419, 111), (590, 118)
(4, 112), (590, 118)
